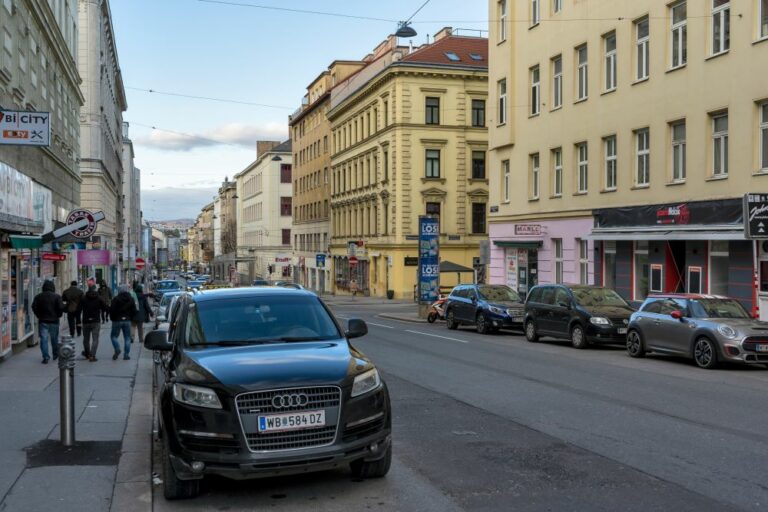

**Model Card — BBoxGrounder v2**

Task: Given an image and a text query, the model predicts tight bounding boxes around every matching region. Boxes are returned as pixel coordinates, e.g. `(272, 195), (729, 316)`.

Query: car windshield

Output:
(571, 287), (628, 307)
(477, 285), (521, 303)
(160, 293), (176, 307)
(157, 281), (179, 290)
(689, 299), (750, 319)
(185, 295), (342, 346)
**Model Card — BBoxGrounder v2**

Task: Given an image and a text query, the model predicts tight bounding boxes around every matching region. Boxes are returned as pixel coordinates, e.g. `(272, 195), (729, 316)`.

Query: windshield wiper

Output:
(190, 340), (255, 347)
(264, 336), (332, 343)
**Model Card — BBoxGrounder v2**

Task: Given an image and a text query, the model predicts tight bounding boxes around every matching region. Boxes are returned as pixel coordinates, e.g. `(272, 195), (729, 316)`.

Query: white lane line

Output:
(405, 330), (469, 344)
(367, 322), (395, 329)
(336, 315), (350, 319)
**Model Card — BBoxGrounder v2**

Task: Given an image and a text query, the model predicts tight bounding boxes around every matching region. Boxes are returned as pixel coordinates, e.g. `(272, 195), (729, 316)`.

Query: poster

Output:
(505, 250), (518, 289)
(418, 216), (440, 303)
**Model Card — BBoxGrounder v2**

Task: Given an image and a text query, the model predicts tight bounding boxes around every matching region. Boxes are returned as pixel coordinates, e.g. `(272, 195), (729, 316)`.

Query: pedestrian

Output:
(62, 280), (84, 337)
(31, 280), (65, 364)
(131, 284), (153, 344)
(81, 284), (108, 361)
(98, 279), (112, 324)
(110, 284), (137, 360)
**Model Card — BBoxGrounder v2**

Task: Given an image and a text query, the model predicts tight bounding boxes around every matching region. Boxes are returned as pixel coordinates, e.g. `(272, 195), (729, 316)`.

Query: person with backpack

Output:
(98, 280), (112, 324)
(81, 285), (109, 361)
(109, 284), (138, 360)
(31, 280), (65, 364)
(62, 281), (84, 337)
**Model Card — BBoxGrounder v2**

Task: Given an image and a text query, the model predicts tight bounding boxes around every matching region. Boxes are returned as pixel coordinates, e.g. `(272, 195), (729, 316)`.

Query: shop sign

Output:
(347, 240), (366, 257)
(594, 199), (742, 229)
(0, 162), (35, 223)
(743, 193), (768, 239)
(404, 256), (418, 266)
(0, 110), (51, 146)
(42, 253), (66, 261)
(515, 224), (542, 236)
(77, 250), (110, 266)
(418, 216), (440, 303)
(316, 254), (326, 268)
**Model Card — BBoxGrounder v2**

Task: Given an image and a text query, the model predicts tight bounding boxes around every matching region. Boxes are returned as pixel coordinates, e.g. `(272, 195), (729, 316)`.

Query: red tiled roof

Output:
(400, 36), (488, 68)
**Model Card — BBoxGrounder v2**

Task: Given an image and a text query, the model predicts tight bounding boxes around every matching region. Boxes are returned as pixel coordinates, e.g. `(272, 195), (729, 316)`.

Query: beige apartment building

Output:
(289, 61), (364, 293)
(328, 29), (489, 299)
(488, 0), (768, 314)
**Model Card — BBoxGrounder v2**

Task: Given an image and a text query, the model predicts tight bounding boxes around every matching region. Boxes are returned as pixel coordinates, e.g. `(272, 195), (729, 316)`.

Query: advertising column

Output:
(418, 216), (440, 317)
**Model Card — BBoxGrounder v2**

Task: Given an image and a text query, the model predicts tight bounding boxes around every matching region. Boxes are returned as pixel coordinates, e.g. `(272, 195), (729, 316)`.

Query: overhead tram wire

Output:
(194, 0), (395, 22)
(130, 122), (248, 148)
(126, 87), (293, 110)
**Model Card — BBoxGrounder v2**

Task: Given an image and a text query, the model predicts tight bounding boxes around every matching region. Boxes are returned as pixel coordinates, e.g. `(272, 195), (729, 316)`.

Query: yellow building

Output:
(328, 29), (489, 299)
(487, 0), (768, 313)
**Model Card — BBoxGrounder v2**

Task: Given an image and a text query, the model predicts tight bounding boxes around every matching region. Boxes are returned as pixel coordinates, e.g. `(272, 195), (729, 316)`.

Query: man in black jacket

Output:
(31, 280), (65, 364)
(62, 281), (84, 337)
(110, 284), (137, 360)
(81, 285), (108, 361)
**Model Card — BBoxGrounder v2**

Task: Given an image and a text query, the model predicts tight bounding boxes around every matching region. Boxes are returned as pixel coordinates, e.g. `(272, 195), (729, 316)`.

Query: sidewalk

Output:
(321, 295), (413, 307)
(0, 319), (153, 512)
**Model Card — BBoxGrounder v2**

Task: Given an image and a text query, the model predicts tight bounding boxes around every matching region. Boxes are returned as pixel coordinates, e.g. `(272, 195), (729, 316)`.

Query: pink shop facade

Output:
(488, 217), (594, 296)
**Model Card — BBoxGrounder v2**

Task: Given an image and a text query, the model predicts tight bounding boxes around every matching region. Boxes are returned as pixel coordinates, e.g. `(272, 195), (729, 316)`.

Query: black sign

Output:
(594, 199), (743, 229)
(404, 256), (418, 266)
(744, 193), (768, 239)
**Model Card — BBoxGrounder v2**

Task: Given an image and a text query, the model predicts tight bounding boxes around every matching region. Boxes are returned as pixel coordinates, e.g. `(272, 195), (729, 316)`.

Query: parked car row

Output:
(442, 283), (768, 370)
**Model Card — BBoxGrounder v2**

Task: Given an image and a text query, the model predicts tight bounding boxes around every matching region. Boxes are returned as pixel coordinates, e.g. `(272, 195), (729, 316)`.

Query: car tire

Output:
(446, 310), (458, 330)
(476, 312), (491, 334)
(626, 330), (646, 358)
(162, 435), (200, 500)
(693, 337), (718, 370)
(350, 443), (392, 478)
(525, 320), (538, 342)
(570, 324), (588, 349)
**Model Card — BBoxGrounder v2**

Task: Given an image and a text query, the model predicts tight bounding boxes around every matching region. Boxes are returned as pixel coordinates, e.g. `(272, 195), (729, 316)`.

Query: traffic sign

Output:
(349, 256), (358, 265)
(135, 258), (146, 270)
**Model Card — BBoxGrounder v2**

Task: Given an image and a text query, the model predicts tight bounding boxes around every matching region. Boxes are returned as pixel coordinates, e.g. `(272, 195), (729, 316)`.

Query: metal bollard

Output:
(58, 336), (76, 446)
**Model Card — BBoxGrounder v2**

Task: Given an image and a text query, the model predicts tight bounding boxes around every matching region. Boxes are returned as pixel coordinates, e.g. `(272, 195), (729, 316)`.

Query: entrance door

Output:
(668, 241), (686, 293)
(518, 250), (529, 296)
(528, 250), (539, 292)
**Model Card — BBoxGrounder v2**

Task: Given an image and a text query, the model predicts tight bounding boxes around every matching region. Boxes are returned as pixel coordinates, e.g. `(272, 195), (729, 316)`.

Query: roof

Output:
(400, 36), (488, 68)
(191, 286), (316, 302)
(271, 139), (292, 153)
(646, 294), (730, 300)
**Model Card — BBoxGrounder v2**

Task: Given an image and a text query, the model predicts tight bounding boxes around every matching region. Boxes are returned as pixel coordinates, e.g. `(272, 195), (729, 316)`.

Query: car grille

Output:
(179, 434), (240, 454)
(236, 386), (341, 452)
(342, 416), (387, 442)
(506, 308), (524, 317)
(610, 318), (629, 326)
(742, 337), (768, 352)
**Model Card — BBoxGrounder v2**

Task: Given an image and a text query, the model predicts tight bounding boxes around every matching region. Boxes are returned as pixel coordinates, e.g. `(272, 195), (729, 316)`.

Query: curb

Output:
(377, 313), (429, 324)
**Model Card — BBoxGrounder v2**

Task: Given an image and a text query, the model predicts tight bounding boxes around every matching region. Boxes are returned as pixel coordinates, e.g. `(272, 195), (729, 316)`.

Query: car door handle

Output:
(653, 320), (661, 325)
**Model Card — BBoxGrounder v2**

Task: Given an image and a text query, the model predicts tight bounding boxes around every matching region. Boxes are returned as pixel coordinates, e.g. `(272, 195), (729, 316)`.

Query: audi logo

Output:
(271, 393), (309, 409)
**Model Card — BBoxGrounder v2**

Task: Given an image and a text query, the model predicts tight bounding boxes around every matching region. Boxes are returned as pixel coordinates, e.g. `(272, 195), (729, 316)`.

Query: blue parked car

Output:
(445, 284), (525, 334)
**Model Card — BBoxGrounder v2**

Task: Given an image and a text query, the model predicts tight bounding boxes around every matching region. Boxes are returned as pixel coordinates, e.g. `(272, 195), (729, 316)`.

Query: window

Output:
(761, 0), (768, 38)
(603, 241), (616, 289)
(552, 56), (562, 109)
(712, 0), (730, 54)
(553, 0), (562, 13)
(577, 142), (588, 193)
(426, 97), (440, 125)
(426, 149), (441, 178)
(553, 148), (563, 196)
(604, 33), (617, 91)
(498, 79), (508, 124)
(553, 239), (563, 283)
(503, 160), (510, 202)
(444, 51), (461, 62)
(671, 1), (687, 68)
(470, 53), (483, 61)
(634, 240), (650, 300)
(280, 197), (292, 216)
(282, 229), (291, 246)
(426, 202), (441, 219)
(531, 153), (540, 199)
(530, 66), (540, 115)
(636, 129), (650, 185)
(578, 239), (589, 284)
(472, 203), (487, 234)
(280, 164), (292, 183)
(499, 0), (508, 41)
(472, 151), (486, 179)
(712, 113), (728, 176)
(576, 46), (588, 100)
(605, 135), (617, 190)
(472, 99), (485, 127)
(672, 121), (686, 181)
(383, 150), (389, 181)
(636, 17), (649, 80)
(531, 0), (540, 26)
(761, 103), (768, 171)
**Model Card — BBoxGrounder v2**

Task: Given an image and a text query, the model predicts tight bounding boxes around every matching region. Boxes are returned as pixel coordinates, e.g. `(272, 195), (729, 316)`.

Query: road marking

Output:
(367, 322), (394, 329)
(335, 315), (350, 319)
(405, 330), (469, 344)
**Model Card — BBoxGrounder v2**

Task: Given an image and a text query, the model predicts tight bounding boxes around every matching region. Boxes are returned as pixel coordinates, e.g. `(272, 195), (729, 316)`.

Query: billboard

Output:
(0, 110), (51, 146)
(418, 216), (440, 303)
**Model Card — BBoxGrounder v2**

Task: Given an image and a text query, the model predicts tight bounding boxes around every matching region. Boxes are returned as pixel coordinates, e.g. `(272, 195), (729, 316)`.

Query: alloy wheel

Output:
(694, 338), (717, 369)
(626, 330), (645, 358)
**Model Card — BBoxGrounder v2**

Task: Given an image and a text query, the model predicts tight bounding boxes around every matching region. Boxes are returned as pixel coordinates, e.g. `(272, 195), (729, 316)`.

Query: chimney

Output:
(434, 27), (453, 42)
(256, 140), (280, 158)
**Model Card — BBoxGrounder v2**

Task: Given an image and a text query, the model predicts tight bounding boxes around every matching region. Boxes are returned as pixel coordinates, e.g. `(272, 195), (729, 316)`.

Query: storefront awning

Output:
(9, 235), (43, 249)
(493, 241), (543, 249)
(587, 228), (746, 241)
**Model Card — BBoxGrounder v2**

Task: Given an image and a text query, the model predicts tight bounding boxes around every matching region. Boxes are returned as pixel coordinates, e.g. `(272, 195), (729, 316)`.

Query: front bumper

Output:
(487, 312), (524, 329)
(585, 323), (628, 344)
(720, 339), (768, 364)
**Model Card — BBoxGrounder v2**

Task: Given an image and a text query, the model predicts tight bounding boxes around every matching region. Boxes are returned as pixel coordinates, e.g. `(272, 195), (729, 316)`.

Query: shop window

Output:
(709, 240), (729, 295)
(603, 241), (617, 289)
(634, 241), (649, 300)
(688, 266), (702, 293)
(553, 238), (563, 283)
(650, 264), (663, 293)
(578, 239), (589, 284)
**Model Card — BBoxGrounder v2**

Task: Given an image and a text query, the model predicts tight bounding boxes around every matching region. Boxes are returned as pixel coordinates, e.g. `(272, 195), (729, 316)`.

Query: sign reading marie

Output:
(514, 224), (542, 236)
(0, 110), (51, 146)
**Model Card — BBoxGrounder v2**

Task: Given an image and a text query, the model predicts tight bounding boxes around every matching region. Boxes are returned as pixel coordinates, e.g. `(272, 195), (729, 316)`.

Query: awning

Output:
(439, 261), (474, 273)
(9, 235), (43, 249)
(586, 229), (745, 241)
(493, 241), (543, 249)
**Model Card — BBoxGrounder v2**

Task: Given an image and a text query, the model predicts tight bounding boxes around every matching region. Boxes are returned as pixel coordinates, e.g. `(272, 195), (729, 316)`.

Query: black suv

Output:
(524, 284), (634, 348)
(445, 284), (525, 334)
(144, 287), (392, 499)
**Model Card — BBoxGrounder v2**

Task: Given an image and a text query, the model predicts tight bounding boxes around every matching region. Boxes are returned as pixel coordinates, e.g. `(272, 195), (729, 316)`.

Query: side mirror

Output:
(144, 329), (173, 351)
(670, 310), (683, 320)
(345, 318), (368, 339)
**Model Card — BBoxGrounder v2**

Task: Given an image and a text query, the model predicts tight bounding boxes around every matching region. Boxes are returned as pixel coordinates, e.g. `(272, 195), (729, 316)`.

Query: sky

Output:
(109, 0), (488, 221)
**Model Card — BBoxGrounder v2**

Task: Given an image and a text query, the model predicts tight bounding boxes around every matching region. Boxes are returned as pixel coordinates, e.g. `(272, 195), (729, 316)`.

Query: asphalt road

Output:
(153, 301), (768, 511)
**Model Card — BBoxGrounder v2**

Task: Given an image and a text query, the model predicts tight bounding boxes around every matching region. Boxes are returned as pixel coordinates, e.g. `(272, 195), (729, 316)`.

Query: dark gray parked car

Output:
(626, 294), (768, 369)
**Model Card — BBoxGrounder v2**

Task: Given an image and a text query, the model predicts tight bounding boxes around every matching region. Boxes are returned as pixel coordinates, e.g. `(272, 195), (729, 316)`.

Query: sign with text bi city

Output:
(0, 110), (51, 146)
(418, 216), (440, 303)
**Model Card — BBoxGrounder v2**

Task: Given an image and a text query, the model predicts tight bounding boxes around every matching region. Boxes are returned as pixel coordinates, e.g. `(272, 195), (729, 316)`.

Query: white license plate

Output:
(617, 328), (627, 334)
(258, 410), (326, 433)
(757, 344), (768, 353)
(512, 316), (524, 323)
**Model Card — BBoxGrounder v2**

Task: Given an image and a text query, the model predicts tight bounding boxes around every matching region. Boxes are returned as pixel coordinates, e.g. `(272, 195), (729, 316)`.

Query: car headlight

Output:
(172, 383), (222, 409)
(351, 368), (381, 397)
(488, 306), (505, 315)
(590, 317), (611, 325)
(717, 324), (738, 339)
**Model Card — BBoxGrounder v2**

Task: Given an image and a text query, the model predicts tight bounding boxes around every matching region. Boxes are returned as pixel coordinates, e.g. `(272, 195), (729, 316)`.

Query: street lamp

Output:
(395, 21), (417, 38)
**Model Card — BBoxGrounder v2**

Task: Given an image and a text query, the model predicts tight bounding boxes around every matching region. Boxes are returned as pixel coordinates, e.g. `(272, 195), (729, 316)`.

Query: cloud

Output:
(135, 122), (288, 152)
(141, 187), (219, 221)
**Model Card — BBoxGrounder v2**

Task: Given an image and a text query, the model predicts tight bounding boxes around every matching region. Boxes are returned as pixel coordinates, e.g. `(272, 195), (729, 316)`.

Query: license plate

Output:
(757, 344), (768, 353)
(512, 316), (524, 323)
(617, 328), (627, 334)
(258, 410), (326, 433)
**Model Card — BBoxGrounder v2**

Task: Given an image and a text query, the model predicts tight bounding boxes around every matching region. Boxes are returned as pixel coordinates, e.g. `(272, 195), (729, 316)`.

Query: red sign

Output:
(42, 253), (66, 261)
(135, 257), (146, 270)
(349, 256), (359, 265)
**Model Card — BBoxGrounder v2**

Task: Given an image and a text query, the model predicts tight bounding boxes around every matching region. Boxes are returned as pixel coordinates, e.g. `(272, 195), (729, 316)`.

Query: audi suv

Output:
(144, 287), (392, 499)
